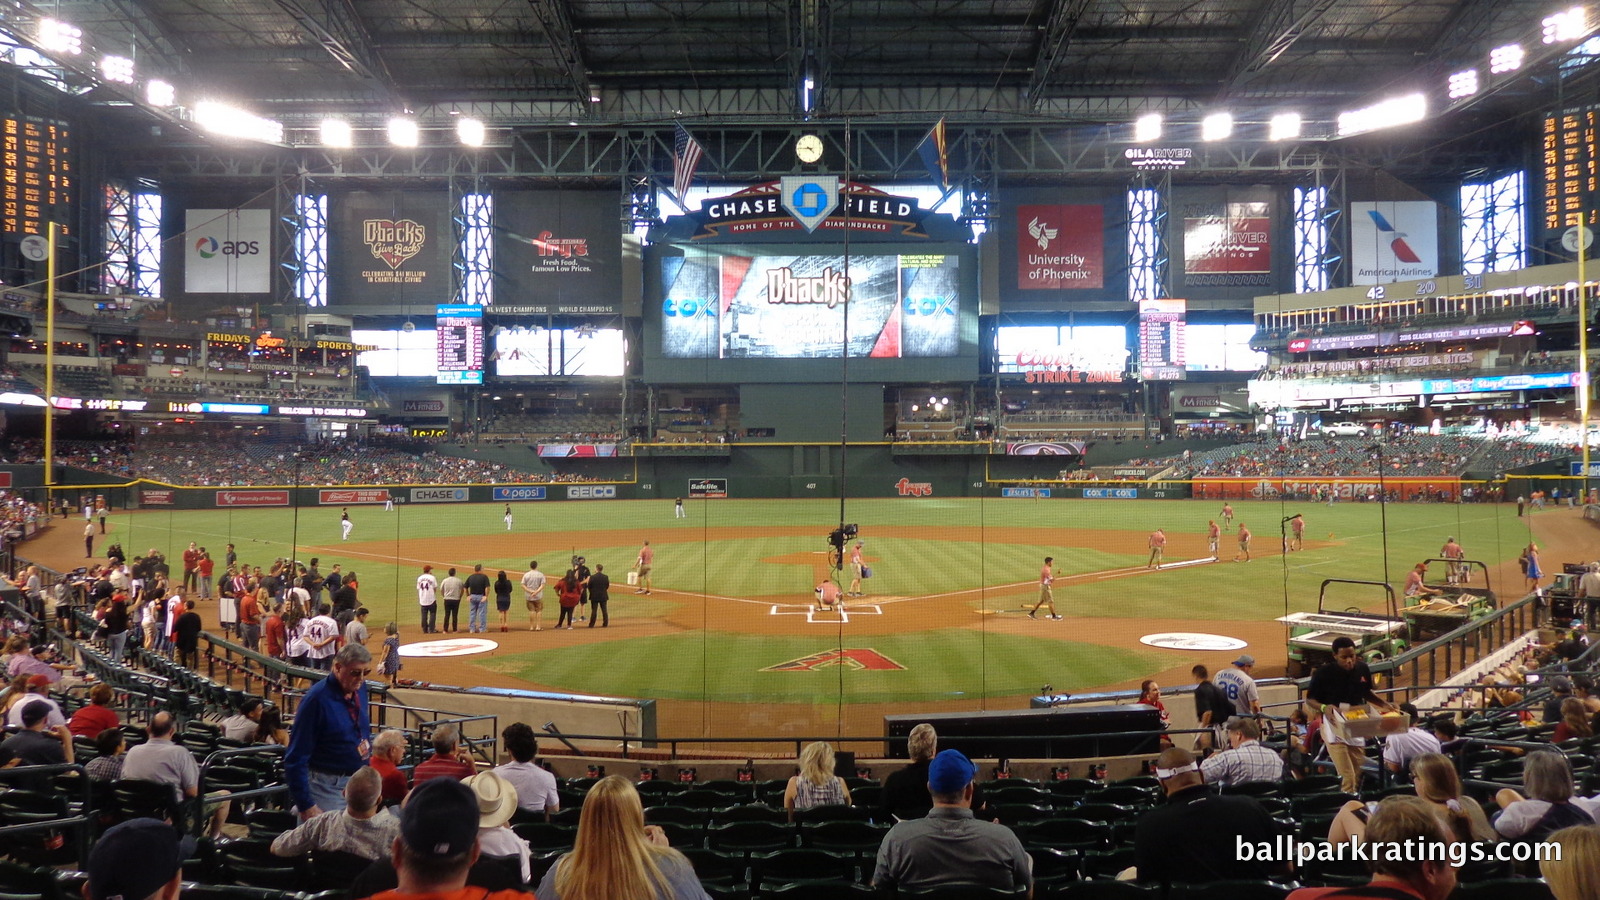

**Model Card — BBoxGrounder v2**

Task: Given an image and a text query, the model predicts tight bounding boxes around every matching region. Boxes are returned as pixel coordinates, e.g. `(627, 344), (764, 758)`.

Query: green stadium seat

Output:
(1038, 881), (1159, 900)
(1023, 817), (1112, 851)
(707, 820), (796, 852)
(1167, 880), (1292, 900)
(710, 804), (787, 825)
(898, 884), (1028, 899)
(762, 882), (878, 900)
(749, 847), (858, 889)
(793, 804), (872, 825)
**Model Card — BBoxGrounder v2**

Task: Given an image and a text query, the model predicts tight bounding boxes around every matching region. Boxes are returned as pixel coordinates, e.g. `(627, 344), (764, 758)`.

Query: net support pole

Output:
(44, 222), (57, 492)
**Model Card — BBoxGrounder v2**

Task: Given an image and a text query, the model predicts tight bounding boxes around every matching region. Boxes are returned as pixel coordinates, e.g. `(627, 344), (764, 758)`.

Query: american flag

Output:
(673, 124), (705, 201)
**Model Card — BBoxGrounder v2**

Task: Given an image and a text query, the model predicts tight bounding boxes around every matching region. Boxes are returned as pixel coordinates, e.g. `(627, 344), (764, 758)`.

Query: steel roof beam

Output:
(268, 0), (403, 107)
(526, 0), (592, 108)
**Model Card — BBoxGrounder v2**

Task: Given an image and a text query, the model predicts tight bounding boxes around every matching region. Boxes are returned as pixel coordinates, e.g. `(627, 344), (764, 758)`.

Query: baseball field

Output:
(47, 492), (1557, 741)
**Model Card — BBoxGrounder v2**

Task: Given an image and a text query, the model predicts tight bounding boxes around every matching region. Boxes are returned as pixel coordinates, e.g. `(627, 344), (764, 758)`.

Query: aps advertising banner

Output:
(1350, 201), (1438, 285)
(1015, 205), (1103, 290)
(185, 209), (271, 294)
(659, 251), (960, 359)
(215, 490), (289, 508)
(318, 489), (391, 505)
(493, 191), (622, 315)
(329, 192), (451, 306)
(1182, 201), (1271, 283)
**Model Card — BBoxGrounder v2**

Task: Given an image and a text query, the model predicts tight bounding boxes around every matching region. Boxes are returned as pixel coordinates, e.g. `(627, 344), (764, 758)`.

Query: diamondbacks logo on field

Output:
(762, 649), (905, 672)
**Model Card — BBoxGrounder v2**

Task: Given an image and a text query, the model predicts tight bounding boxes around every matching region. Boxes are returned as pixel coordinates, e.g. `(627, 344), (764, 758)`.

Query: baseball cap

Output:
(1551, 675), (1574, 693)
(401, 777), (480, 857)
(26, 674), (49, 689)
(927, 749), (976, 794)
(1233, 655), (1255, 667)
(86, 818), (196, 900)
(19, 700), (48, 727)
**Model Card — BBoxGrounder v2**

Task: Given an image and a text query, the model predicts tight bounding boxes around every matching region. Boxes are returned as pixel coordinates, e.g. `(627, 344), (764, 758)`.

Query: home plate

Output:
(399, 638), (499, 658)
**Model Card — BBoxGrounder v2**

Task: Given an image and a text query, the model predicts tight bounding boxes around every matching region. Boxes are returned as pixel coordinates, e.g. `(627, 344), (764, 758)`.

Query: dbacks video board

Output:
(494, 191), (622, 315)
(329, 192), (451, 306)
(658, 250), (960, 359)
(647, 242), (978, 383)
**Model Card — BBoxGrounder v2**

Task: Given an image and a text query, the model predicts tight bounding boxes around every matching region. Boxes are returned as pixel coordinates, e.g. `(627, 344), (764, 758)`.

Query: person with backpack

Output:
(1190, 664), (1234, 752)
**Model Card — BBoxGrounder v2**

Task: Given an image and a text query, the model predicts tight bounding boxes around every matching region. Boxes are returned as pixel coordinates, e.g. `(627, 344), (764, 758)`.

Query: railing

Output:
(0, 763), (93, 865)
(1370, 592), (1542, 700)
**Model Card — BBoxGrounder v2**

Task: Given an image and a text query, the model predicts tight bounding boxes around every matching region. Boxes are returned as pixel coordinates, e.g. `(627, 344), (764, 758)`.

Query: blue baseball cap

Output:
(927, 749), (976, 794)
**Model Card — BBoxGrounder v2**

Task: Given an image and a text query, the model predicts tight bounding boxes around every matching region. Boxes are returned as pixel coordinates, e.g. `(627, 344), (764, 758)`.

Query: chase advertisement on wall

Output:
(494, 191), (622, 315)
(329, 192), (451, 306)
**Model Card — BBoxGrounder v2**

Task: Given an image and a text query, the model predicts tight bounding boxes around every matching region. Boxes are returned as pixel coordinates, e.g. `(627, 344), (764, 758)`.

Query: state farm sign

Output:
(319, 489), (391, 505)
(215, 490), (290, 508)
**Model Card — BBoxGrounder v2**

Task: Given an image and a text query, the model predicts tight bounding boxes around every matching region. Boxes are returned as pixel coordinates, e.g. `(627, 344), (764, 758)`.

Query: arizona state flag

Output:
(916, 118), (949, 189)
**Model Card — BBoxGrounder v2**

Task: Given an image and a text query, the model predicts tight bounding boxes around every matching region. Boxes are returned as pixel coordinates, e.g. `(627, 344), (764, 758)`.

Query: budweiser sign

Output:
(215, 490), (290, 508)
(319, 489), (391, 505)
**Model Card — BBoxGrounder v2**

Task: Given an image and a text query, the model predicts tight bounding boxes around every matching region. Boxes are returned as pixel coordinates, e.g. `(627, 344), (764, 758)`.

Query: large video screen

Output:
(494, 327), (625, 377)
(659, 250), (960, 359)
(355, 329), (437, 378)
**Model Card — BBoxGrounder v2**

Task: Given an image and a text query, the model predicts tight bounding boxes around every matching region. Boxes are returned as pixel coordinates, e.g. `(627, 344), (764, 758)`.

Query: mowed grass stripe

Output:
(482, 629), (1162, 703)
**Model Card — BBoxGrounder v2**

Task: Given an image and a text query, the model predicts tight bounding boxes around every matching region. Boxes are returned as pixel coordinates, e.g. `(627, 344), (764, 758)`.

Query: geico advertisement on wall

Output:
(185, 209), (271, 293)
(566, 485), (617, 499)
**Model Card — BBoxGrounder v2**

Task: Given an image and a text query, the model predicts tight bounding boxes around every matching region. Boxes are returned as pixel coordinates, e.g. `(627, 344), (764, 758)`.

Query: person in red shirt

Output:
(238, 589), (262, 652)
(181, 542), (200, 593)
(263, 600), (287, 660)
(365, 778), (531, 900)
(196, 551), (215, 600)
(555, 570), (583, 630)
(67, 682), (119, 738)
(369, 728), (411, 803)
(412, 723), (477, 784)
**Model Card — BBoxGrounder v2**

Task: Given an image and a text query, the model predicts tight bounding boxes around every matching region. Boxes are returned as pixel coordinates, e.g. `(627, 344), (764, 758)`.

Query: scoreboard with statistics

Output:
(1542, 106), (1599, 236)
(1138, 298), (1187, 381)
(435, 304), (484, 385)
(1, 115), (72, 236)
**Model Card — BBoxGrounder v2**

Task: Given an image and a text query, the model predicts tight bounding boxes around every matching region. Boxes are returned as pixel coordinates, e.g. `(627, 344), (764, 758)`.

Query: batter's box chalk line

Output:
(769, 603), (884, 624)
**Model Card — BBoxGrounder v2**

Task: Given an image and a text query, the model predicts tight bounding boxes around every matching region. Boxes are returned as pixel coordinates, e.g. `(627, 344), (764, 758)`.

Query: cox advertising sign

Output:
(1001, 487), (1052, 498)
(411, 487), (468, 503)
(567, 485), (617, 499)
(688, 479), (728, 499)
(140, 489), (176, 506)
(493, 486), (548, 501)
(1083, 488), (1139, 499)
(216, 490), (290, 508)
(319, 489), (391, 505)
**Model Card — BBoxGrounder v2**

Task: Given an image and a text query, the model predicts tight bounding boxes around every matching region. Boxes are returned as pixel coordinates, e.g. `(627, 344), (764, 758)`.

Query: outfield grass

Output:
(483, 629), (1165, 703)
(112, 496), (1541, 702)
